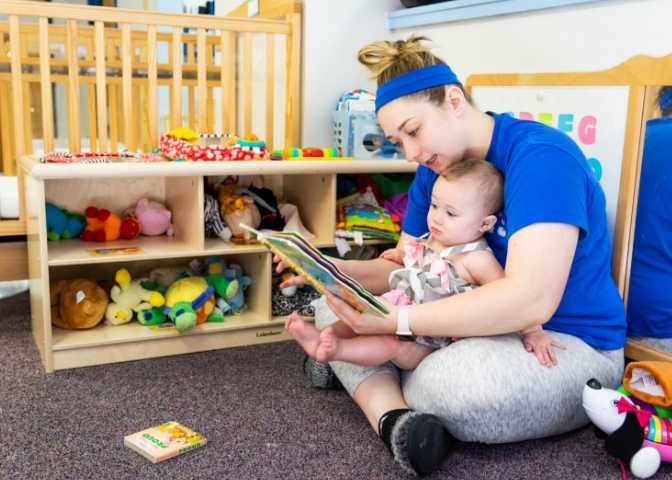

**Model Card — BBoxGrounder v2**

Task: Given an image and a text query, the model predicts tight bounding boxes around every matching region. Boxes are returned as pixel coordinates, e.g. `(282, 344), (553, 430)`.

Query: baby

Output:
(287, 158), (564, 369)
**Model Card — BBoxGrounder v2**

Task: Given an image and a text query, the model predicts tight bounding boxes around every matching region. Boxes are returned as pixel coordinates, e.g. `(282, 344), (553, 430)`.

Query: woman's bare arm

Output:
(329, 223), (579, 337)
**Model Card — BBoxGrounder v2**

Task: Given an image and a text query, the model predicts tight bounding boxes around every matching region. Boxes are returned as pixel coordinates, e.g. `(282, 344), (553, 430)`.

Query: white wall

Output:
(301, 0), (671, 146)
(301, 0), (401, 146)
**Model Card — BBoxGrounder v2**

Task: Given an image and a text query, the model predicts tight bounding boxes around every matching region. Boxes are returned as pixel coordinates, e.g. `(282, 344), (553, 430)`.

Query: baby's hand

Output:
(522, 330), (566, 368)
(380, 248), (404, 265)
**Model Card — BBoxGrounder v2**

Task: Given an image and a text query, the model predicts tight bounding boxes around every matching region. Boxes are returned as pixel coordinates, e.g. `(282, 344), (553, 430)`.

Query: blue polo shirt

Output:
(403, 112), (626, 350)
(626, 117), (672, 337)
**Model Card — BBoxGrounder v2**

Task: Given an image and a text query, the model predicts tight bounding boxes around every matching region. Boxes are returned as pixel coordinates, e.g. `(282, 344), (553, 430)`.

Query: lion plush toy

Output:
(50, 279), (108, 329)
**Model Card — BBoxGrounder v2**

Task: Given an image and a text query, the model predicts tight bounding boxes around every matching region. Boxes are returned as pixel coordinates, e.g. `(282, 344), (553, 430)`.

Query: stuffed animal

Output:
(163, 276), (217, 332)
(209, 261), (251, 314)
(583, 378), (672, 479)
(217, 185), (260, 240)
(134, 198), (174, 236)
(45, 202), (85, 241)
(241, 186), (285, 231)
(81, 206), (120, 241)
(147, 266), (192, 290)
(50, 278), (108, 329)
(105, 268), (166, 326)
(204, 193), (232, 240)
(119, 209), (141, 239)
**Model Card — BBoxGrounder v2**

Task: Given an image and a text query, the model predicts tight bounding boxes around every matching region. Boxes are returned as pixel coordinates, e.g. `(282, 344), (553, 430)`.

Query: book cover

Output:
(241, 224), (389, 317)
(124, 421), (207, 463)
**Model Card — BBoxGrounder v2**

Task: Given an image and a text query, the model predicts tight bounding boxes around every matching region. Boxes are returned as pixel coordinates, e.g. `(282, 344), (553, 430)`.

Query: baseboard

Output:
(0, 240), (28, 281)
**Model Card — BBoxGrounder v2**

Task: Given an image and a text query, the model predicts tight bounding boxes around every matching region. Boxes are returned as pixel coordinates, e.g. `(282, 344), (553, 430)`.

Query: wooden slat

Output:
(38, 17), (54, 153)
(0, 85), (13, 174)
(9, 15), (25, 160)
(0, 1), (291, 34)
(109, 84), (118, 153)
(65, 19), (81, 152)
(614, 86), (646, 297)
(285, 12), (301, 147)
(121, 23), (134, 151)
(188, 86), (195, 128)
(220, 31), (236, 133)
(243, 32), (252, 136)
(171, 26), (182, 129)
(197, 28), (207, 132)
(94, 21), (108, 152)
(87, 84), (98, 151)
(207, 87), (214, 132)
(0, 241), (28, 281)
(146, 24), (158, 147)
(626, 339), (672, 363)
(22, 82), (32, 155)
(265, 33), (275, 149)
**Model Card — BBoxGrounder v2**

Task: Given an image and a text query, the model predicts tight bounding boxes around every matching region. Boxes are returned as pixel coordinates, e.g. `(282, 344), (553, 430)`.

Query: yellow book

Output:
(124, 421), (207, 463)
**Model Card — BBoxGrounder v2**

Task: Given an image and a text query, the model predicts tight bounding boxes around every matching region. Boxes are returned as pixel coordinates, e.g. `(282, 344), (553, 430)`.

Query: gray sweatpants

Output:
(313, 296), (624, 443)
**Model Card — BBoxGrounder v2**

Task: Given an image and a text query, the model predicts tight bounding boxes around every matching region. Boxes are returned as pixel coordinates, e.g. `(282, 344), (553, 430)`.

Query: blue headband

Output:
(660, 87), (672, 112)
(375, 64), (461, 112)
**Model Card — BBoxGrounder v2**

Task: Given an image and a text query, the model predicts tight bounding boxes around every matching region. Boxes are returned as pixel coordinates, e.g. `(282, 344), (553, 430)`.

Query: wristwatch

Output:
(396, 306), (413, 336)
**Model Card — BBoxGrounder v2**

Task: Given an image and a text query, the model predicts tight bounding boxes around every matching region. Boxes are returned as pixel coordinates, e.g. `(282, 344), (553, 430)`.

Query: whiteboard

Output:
(471, 85), (630, 238)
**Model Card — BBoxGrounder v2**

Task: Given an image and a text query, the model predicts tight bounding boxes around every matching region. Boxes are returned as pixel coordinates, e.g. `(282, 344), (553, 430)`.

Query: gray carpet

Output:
(2, 291), (671, 480)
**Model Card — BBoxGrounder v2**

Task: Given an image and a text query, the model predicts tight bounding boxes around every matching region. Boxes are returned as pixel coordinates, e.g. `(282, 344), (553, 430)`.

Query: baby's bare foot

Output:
(316, 327), (339, 363)
(285, 312), (321, 359)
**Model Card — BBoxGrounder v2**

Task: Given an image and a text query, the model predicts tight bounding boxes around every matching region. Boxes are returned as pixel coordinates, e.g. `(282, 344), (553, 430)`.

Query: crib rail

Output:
(0, 1), (302, 236)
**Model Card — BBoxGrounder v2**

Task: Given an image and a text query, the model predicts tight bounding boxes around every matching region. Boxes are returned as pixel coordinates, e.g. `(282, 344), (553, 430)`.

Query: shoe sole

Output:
(407, 414), (454, 476)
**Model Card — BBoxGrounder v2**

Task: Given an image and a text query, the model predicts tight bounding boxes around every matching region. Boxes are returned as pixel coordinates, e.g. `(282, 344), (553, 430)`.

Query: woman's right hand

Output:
(273, 255), (306, 288)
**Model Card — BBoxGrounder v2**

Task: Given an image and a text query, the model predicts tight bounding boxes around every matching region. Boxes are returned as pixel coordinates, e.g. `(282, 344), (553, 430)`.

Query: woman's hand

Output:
(325, 292), (397, 335)
(273, 255), (306, 288)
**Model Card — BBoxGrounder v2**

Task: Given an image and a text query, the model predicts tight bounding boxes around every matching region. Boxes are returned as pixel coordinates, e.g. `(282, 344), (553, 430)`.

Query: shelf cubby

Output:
(45, 251), (273, 371)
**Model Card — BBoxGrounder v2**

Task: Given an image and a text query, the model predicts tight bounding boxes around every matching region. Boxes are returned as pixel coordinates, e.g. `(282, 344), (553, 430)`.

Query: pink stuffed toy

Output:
(134, 198), (174, 236)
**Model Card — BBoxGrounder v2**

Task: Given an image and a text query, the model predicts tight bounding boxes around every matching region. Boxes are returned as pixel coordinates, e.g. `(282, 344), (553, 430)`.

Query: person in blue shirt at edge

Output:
(626, 86), (672, 352)
(276, 36), (626, 477)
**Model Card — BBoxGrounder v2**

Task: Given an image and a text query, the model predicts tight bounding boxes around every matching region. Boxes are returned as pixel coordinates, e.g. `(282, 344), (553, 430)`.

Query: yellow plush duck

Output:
(105, 268), (165, 326)
(164, 276), (216, 333)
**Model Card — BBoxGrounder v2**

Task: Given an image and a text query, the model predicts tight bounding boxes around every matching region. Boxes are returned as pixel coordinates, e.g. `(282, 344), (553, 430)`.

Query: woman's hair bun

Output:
(357, 35), (441, 84)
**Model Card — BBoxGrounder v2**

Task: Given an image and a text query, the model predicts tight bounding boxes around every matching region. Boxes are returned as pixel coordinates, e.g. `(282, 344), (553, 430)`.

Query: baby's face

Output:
(427, 175), (491, 246)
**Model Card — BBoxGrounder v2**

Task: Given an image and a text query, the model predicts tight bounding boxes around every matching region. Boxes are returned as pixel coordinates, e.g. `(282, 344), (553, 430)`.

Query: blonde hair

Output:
(440, 159), (503, 215)
(357, 35), (470, 105)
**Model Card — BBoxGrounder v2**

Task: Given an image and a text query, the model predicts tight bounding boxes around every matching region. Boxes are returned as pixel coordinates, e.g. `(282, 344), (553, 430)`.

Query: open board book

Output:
(240, 225), (389, 317)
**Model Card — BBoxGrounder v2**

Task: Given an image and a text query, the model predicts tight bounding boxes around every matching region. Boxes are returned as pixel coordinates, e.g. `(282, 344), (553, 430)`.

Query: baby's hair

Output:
(440, 159), (503, 215)
(357, 35), (471, 106)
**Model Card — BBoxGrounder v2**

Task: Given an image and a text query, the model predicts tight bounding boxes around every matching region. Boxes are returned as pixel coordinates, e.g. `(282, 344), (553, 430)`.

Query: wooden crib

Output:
(0, 0), (302, 279)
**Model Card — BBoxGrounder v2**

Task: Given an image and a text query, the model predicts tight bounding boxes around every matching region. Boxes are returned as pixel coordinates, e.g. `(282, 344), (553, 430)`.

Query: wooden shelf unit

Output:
(22, 156), (416, 372)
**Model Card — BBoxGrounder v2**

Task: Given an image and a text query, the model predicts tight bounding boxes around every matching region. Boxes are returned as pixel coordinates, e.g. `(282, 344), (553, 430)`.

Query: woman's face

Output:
(377, 92), (467, 173)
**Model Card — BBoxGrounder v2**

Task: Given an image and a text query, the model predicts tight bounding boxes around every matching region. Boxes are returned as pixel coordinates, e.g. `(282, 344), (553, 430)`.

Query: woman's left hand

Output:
(325, 292), (398, 335)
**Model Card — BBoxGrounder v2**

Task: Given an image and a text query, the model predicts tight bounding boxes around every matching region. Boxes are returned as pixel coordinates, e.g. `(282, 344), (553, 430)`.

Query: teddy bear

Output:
(50, 278), (108, 329)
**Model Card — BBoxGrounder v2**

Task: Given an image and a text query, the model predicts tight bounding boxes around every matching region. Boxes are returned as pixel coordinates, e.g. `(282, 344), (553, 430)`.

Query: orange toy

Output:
(81, 206), (122, 242)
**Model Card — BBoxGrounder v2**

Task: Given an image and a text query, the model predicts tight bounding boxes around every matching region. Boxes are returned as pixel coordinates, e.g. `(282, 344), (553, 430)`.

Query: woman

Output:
(281, 36), (626, 476)
(626, 86), (672, 352)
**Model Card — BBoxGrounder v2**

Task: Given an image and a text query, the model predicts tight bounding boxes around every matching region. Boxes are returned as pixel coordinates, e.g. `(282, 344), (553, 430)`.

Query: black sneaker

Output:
(302, 355), (344, 390)
(391, 412), (454, 476)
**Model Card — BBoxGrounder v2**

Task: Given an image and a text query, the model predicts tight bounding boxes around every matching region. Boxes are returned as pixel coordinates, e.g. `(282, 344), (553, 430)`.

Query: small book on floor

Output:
(124, 421), (207, 463)
(240, 224), (389, 317)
